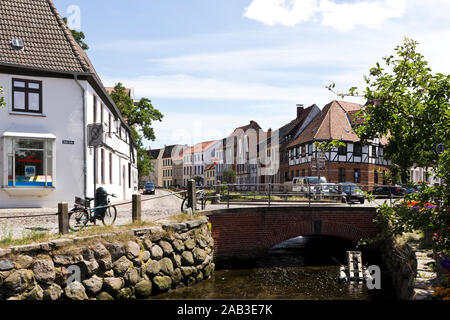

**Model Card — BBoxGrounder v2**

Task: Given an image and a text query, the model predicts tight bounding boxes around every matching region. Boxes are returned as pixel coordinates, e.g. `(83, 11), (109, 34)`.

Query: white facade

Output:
(0, 73), (138, 208)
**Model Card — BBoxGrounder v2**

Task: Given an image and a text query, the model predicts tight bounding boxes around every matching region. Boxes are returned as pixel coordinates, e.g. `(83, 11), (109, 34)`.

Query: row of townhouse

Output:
(146, 100), (441, 189)
(146, 141), (221, 188)
(213, 101), (391, 187)
(0, 0), (138, 208)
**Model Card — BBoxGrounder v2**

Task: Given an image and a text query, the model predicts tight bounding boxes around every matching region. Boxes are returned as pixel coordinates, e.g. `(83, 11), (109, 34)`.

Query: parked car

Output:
(143, 182), (156, 195)
(339, 183), (365, 204)
(292, 176), (327, 193)
(372, 185), (406, 198)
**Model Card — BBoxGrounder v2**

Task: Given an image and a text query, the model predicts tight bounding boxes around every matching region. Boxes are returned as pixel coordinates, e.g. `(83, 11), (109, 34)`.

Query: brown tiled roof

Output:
(230, 121), (263, 137)
(0, 0), (96, 73)
(287, 100), (361, 148)
(105, 87), (131, 97)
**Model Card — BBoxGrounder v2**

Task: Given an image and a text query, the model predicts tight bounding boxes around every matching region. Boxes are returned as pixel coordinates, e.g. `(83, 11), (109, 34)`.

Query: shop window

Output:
(7, 138), (54, 187)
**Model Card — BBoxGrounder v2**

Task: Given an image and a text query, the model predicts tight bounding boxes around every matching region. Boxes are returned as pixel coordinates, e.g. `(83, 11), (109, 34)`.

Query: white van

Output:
(292, 176), (327, 193)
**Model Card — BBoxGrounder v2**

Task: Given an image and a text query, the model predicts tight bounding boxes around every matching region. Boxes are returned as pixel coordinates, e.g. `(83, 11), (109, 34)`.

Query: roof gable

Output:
(0, 0), (95, 73)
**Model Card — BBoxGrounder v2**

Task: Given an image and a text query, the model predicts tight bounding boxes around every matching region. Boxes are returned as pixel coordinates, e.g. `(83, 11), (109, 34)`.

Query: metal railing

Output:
(199, 183), (410, 209)
(0, 181), (411, 239)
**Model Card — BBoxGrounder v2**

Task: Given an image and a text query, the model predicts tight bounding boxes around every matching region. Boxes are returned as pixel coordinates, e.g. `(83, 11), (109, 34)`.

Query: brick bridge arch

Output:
(206, 206), (380, 257)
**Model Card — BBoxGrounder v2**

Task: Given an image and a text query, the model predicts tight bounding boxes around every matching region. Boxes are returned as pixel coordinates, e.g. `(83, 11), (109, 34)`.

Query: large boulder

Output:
(64, 282), (88, 300)
(113, 256), (132, 276)
(159, 241), (174, 256)
(192, 248), (207, 264)
(184, 239), (196, 250)
(170, 253), (182, 268)
(159, 258), (174, 275)
(24, 284), (44, 300)
(96, 291), (114, 300)
(80, 259), (99, 277)
(4, 269), (34, 294)
(124, 267), (141, 286)
(152, 276), (172, 292)
(107, 242), (125, 260)
(54, 267), (68, 287)
(14, 255), (33, 269)
(98, 256), (113, 271)
(82, 275), (104, 296)
(92, 243), (110, 259)
(143, 239), (153, 251)
(151, 245), (164, 260)
(172, 240), (185, 253)
(43, 283), (63, 300)
(134, 280), (152, 298)
(126, 241), (141, 260)
(171, 268), (183, 286)
(142, 251), (151, 263)
(181, 266), (197, 278)
(117, 287), (133, 300)
(181, 251), (195, 266)
(103, 277), (124, 294)
(146, 260), (161, 277)
(0, 259), (14, 271)
(31, 259), (55, 285)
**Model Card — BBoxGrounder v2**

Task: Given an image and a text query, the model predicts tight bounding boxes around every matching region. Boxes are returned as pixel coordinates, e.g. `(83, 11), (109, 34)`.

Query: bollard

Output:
(188, 179), (197, 212)
(132, 194), (142, 222)
(58, 202), (69, 234)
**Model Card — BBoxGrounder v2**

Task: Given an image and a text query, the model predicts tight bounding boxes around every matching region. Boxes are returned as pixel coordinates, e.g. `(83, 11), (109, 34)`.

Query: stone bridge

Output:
(206, 206), (380, 257)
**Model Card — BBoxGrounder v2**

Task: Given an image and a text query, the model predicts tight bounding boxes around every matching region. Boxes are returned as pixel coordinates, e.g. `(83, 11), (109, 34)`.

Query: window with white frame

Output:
(6, 138), (54, 187)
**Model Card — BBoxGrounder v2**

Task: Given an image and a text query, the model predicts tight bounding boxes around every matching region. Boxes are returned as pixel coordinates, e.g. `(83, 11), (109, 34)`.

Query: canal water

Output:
(151, 236), (394, 300)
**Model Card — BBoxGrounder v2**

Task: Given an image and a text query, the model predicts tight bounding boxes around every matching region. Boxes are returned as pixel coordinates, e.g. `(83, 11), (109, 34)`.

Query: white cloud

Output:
(244, 0), (406, 30)
(245, 0), (320, 27)
(103, 74), (332, 103)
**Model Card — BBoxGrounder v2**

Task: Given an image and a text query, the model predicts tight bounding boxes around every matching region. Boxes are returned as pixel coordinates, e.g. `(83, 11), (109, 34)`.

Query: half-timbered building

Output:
(286, 100), (390, 186)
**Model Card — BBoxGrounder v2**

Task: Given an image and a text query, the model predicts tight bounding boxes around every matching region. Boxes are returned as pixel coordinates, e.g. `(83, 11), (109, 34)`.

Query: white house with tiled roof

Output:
(0, 0), (138, 208)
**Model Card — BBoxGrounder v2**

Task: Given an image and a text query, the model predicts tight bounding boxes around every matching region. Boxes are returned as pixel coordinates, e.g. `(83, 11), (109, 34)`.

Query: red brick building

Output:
(286, 100), (390, 186)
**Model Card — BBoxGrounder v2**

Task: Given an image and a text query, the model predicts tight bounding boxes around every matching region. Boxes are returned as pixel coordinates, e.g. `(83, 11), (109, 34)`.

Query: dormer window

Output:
(12, 78), (42, 114)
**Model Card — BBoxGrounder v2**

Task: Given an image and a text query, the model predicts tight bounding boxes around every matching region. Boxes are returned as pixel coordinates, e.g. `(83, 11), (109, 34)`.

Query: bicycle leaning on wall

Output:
(68, 188), (117, 231)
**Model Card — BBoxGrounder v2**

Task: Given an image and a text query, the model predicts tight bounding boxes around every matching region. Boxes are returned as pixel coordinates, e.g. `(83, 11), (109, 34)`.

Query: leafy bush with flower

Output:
(373, 183), (449, 252)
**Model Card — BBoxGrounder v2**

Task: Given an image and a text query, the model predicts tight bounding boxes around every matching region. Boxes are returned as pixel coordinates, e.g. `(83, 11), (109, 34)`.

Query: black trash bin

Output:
(95, 187), (108, 217)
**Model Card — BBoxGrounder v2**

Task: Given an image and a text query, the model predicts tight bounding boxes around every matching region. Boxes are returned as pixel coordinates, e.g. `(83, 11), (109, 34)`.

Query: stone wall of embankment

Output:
(0, 218), (214, 300)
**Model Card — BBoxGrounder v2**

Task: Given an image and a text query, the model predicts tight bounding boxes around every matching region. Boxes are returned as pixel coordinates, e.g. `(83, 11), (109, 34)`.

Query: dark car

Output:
(144, 182), (156, 195)
(372, 185), (406, 198)
(339, 183), (365, 204)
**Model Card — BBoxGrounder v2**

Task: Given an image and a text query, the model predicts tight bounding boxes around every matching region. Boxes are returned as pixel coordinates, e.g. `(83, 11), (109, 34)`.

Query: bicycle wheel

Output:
(181, 197), (190, 212)
(102, 206), (117, 226)
(68, 209), (89, 232)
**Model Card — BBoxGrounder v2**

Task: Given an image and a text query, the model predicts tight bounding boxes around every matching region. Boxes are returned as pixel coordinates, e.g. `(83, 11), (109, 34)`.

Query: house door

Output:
(123, 165), (126, 200)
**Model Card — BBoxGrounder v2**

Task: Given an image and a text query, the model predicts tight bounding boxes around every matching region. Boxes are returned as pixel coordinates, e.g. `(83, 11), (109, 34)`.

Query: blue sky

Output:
(53, 0), (450, 150)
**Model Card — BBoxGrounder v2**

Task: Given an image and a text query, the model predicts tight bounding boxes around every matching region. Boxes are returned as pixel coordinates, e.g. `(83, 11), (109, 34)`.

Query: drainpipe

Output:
(74, 74), (88, 199)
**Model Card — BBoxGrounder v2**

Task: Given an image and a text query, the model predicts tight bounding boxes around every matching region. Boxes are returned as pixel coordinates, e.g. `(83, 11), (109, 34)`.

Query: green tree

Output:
(328, 38), (449, 184)
(63, 17), (89, 50)
(329, 38), (450, 251)
(223, 169), (236, 184)
(109, 83), (163, 179)
(0, 87), (5, 107)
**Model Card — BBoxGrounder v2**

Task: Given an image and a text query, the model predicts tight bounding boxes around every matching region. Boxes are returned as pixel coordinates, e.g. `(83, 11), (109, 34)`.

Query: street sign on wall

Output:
(87, 124), (104, 147)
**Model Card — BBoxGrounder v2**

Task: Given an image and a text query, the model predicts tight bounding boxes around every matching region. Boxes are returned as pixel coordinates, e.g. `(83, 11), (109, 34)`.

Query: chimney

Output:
(296, 104), (304, 118)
